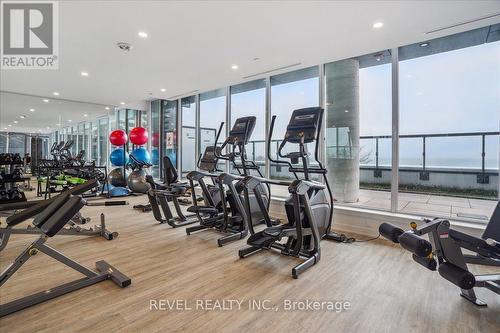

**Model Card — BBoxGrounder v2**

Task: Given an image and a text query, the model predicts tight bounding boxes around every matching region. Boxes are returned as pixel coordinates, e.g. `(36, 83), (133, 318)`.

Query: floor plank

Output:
(0, 194), (498, 332)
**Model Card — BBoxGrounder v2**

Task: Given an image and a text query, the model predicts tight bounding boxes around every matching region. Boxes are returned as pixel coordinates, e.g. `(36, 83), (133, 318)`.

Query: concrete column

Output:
(325, 59), (360, 203)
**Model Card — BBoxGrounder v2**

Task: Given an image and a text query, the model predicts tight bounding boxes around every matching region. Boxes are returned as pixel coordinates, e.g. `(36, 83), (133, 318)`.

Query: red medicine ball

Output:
(109, 129), (128, 146)
(129, 127), (149, 145)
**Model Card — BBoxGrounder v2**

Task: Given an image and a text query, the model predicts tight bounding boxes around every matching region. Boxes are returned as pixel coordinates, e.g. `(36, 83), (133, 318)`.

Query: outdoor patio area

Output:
(271, 186), (498, 223)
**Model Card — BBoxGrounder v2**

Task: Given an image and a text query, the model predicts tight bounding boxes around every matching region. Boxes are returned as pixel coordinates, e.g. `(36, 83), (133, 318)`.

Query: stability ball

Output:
(129, 127), (149, 145)
(108, 167), (129, 187)
(109, 148), (129, 166)
(131, 147), (151, 164)
(109, 129), (128, 146)
(127, 169), (151, 193)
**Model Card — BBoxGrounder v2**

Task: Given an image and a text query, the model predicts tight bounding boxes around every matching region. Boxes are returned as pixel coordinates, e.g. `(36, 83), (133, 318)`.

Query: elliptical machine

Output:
(186, 116), (273, 246)
(237, 107), (347, 278)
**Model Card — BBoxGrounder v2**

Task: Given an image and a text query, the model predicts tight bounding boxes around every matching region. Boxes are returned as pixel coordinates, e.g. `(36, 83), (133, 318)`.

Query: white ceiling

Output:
(1, 0), (500, 133)
(0, 92), (112, 133)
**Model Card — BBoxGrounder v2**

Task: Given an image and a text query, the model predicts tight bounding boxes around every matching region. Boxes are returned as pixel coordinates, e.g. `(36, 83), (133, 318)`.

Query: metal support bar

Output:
(390, 47), (399, 213)
(264, 76), (271, 179)
(422, 136), (426, 171)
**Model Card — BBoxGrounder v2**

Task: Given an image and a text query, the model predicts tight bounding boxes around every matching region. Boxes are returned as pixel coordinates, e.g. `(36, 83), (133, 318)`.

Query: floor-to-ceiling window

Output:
(162, 100), (178, 177)
(77, 123), (84, 155)
(230, 79), (266, 175)
(98, 118), (108, 166)
(140, 110), (148, 128)
(199, 88), (226, 172)
(117, 109), (126, 131)
(83, 123), (90, 161)
(8, 133), (26, 155)
(127, 109), (137, 130)
(397, 35), (499, 221)
(270, 66), (319, 186)
(151, 101), (161, 178)
(180, 96), (196, 177)
(325, 50), (393, 209)
(0, 133), (7, 153)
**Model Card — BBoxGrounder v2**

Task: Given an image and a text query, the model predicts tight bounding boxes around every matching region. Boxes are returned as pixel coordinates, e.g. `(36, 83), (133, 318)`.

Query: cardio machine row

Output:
(148, 107), (349, 279)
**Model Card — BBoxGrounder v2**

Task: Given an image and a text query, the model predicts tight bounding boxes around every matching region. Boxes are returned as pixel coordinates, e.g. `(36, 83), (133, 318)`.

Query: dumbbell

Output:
(11, 169), (22, 179)
(3, 154), (13, 164)
(12, 154), (22, 164)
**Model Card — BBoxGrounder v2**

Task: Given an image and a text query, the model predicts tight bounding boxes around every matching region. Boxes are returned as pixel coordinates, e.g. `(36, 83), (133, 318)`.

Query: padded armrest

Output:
(40, 196), (85, 237)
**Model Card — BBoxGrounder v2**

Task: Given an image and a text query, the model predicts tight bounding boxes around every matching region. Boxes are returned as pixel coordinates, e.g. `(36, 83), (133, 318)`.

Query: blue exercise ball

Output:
(151, 148), (159, 166)
(110, 148), (129, 166)
(131, 147), (151, 164)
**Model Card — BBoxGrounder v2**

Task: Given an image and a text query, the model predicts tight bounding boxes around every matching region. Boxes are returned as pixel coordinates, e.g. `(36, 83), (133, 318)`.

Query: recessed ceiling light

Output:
(81, 71), (89, 76)
(160, 88), (166, 92)
(231, 64), (239, 70)
(8, 124), (12, 127)
(19, 115), (26, 119)
(138, 31), (148, 38)
(419, 42), (429, 47)
(344, 110), (349, 113)
(3, 128), (7, 130)
(53, 92), (60, 96)
(56, 123), (61, 126)
(83, 114), (88, 117)
(43, 99), (49, 102)
(67, 119), (72, 122)
(46, 126), (51, 129)
(373, 21), (384, 29)
(29, 108), (35, 112)
(105, 107), (110, 110)
(14, 120), (18, 124)
(120, 102), (125, 105)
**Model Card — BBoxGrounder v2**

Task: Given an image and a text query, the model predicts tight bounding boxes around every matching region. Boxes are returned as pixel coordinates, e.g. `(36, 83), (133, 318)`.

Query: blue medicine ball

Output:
(110, 148), (129, 166)
(151, 148), (159, 166)
(131, 147), (152, 164)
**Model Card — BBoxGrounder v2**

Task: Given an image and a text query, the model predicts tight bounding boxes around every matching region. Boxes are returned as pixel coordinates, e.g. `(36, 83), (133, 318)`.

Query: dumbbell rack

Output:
(0, 161), (28, 204)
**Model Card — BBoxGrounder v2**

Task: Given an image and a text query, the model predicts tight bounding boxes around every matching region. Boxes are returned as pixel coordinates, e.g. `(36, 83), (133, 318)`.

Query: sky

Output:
(180, 41), (499, 170)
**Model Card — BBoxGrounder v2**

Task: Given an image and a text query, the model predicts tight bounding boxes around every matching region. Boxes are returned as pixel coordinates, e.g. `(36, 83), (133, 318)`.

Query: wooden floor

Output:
(0, 194), (499, 332)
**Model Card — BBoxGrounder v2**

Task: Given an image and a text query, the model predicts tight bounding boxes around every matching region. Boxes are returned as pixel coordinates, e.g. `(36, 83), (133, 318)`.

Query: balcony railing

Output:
(358, 131), (499, 184)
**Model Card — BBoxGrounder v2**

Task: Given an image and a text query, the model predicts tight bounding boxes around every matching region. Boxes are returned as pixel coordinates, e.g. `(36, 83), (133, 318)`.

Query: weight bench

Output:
(379, 200), (500, 306)
(0, 179), (117, 251)
(0, 191), (131, 317)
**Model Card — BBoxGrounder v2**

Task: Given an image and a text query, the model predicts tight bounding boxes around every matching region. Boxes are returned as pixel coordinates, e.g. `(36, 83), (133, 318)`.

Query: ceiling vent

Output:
(426, 12), (500, 34)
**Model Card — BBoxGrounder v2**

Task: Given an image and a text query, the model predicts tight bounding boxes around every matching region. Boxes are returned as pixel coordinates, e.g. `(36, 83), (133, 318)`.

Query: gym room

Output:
(0, 1), (499, 332)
